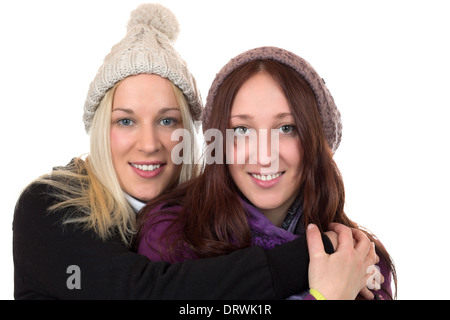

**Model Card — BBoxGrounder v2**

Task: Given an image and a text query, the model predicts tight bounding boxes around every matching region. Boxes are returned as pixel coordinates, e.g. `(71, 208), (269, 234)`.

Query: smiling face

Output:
(110, 74), (183, 202)
(228, 71), (303, 226)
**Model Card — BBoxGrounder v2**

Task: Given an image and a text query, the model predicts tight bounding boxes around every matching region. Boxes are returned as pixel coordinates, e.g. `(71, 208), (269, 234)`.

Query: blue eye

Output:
(159, 118), (177, 126)
(279, 125), (296, 134)
(118, 118), (134, 126)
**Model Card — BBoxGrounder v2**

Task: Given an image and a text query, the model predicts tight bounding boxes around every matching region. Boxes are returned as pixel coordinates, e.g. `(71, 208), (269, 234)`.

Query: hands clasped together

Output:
(307, 223), (383, 300)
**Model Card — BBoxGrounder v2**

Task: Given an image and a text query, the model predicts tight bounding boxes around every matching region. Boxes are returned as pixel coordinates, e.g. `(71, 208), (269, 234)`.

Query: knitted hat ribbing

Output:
(203, 46), (342, 153)
(83, 3), (202, 134)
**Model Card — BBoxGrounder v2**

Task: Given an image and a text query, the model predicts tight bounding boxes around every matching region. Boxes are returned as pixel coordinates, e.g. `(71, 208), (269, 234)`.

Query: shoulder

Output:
(13, 181), (75, 250)
(14, 159), (87, 228)
(15, 182), (57, 217)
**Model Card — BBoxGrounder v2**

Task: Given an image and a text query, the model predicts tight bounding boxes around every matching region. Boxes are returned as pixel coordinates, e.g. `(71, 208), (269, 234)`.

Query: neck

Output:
(259, 194), (297, 227)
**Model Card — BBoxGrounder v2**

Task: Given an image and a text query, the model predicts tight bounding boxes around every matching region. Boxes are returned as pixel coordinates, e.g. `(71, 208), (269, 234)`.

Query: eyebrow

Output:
(230, 112), (293, 120)
(112, 107), (181, 115)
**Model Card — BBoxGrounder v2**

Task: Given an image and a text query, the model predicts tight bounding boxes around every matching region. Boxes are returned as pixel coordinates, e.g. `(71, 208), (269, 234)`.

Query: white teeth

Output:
(131, 163), (161, 171)
(251, 173), (281, 181)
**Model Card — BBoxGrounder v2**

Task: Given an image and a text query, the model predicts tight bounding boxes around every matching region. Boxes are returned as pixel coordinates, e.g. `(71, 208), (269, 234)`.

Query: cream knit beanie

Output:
(83, 3), (202, 133)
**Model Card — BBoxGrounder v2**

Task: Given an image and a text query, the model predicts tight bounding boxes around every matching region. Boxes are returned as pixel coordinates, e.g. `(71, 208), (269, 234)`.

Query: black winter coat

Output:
(13, 182), (333, 300)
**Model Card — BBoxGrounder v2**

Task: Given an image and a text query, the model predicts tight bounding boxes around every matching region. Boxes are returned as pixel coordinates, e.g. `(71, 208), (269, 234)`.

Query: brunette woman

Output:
(138, 47), (396, 300)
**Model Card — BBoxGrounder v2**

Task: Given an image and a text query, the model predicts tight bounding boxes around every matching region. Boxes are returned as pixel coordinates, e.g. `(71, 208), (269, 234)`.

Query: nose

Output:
(230, 129), (279, 172)
(136, 125), (162, 154)
(256, 129), (280, 174)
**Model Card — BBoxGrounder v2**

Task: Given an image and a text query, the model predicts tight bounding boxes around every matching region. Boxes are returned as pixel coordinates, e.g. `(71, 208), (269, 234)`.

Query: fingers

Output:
(359, 287), (375, 300)
(328, 223), (354, 250)
(364, 242), (377, 266)
(358, 264), (383, 299)
(327, 223), (386, 300)
(330, 223), (374, 259)
(352, 228), (371, 257)
(306, 224), (325, 259)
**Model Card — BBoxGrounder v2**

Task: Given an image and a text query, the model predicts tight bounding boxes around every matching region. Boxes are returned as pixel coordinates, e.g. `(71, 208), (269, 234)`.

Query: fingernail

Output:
(307, 224), (317, 230)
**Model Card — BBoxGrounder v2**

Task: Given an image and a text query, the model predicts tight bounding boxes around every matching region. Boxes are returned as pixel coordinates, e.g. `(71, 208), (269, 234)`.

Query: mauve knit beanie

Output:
(203, 46), (342, 153)
(83, 3), (202, 134)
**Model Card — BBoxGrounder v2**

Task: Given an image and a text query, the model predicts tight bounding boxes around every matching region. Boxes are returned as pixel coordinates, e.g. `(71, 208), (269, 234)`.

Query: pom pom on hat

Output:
(127, 3), (180, 42)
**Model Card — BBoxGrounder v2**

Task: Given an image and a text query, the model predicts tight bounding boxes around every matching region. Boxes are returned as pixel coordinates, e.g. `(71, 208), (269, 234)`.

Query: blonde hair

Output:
(34, 79), (200, 245)
(171, 82), (202, 183)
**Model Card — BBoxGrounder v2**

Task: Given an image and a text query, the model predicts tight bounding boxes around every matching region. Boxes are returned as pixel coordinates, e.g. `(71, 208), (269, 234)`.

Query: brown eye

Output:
(279, 125), (295, 134)
(233, 126), (251, 135)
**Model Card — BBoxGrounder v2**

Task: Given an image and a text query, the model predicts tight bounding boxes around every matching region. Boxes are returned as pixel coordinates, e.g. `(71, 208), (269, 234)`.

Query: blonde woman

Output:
(13, 4), (334, 300)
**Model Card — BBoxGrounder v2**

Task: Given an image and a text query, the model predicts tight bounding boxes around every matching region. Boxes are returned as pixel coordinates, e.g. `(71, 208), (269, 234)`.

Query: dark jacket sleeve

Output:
(13, 183), (332, 300)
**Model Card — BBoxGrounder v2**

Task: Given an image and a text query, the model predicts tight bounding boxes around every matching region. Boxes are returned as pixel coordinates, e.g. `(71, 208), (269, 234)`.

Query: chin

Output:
(248, 196), (282, 210)
(128, 188), (160, 203)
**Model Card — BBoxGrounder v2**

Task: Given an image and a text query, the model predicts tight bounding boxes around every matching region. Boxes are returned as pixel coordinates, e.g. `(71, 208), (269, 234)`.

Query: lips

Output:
(248, 171), (284, 188)
(130, 163), (161, 172)
(250, 172), (282, 181)
(129, 161), (165, 179)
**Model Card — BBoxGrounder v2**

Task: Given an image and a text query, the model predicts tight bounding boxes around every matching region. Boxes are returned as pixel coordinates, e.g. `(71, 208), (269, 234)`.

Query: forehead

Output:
(231, 71), (291, 116)
(113, 74), (179, 108)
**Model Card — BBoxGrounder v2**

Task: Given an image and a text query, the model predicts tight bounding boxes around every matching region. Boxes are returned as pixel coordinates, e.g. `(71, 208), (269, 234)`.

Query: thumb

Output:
(306, 224), (325, 259)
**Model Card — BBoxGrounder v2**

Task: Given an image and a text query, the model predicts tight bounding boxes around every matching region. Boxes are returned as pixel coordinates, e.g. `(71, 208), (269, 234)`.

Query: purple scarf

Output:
(240, 196), (303, 249)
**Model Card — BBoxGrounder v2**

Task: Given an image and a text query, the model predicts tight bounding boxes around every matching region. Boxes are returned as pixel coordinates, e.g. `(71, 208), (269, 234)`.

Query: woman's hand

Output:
(323, 226), (383, 299)
(307, 223), (379, 300)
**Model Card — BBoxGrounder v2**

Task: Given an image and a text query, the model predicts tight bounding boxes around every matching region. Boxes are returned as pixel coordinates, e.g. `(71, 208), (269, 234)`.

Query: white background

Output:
(1, 0), (449, 300)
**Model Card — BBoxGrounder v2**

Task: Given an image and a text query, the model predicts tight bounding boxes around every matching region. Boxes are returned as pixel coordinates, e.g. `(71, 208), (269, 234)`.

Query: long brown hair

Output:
(138, 59), (397, 298)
